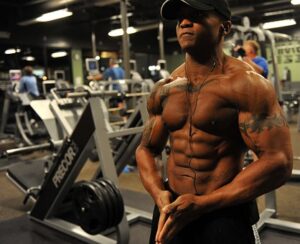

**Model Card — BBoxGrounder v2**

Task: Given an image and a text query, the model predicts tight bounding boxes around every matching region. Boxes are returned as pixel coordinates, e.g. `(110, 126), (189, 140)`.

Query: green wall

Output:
(266, 41), (300, 82)
(71, 49), (84, 87)
(276, 41), (300, 82)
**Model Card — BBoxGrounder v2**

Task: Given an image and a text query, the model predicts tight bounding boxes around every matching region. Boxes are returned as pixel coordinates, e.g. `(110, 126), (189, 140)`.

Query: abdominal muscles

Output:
(167, 130), (244, 195)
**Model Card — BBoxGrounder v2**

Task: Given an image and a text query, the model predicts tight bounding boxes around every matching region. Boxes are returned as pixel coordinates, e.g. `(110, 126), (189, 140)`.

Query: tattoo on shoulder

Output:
(239, 113), (288, 134)
(159, 78), (187, 104)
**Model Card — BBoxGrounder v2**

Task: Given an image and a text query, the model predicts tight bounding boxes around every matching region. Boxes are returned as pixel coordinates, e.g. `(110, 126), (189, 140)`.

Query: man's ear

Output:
(221, 21), (232, 35)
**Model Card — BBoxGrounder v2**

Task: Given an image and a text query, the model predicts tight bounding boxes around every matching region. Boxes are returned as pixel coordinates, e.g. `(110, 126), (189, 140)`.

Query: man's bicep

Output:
(140, 115), (169, 155)
(239, 110), (290, 156)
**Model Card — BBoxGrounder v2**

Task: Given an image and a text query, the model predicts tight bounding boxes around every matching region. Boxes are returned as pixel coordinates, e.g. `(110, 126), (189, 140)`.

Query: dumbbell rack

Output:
(29, 94), (150, 244)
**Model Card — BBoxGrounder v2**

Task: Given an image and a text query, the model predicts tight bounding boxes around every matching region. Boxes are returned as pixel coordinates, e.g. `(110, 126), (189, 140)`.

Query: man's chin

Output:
(181, 46), (195, 54)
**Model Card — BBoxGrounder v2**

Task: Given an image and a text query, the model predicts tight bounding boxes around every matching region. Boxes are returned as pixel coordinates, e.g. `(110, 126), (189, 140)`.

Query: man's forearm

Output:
(197, 154), (292, 212)
(136, 146), (166, 203)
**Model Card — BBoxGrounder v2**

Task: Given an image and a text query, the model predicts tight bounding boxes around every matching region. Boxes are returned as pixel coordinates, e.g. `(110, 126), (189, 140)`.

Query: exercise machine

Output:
(5, 88), (152, 243)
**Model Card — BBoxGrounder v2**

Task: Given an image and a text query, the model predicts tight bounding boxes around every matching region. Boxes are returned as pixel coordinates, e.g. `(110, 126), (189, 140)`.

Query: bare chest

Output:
(161, 86), (238, 135)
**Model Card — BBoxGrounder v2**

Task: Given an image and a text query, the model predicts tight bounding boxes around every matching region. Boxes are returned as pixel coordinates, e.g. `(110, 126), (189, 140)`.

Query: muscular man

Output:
(135, 0), (293, 243)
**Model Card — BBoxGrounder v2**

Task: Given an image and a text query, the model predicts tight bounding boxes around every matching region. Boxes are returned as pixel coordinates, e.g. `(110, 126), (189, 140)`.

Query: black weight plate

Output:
(102, 178), (124, 226)
(73, 181), (106, 235)
(89, 181), (109, 233)
(78, 181), (105, 235)
(96, 179), (117, 229)
(93, 180), (113, 229)
(101, 179), (123, 227)
(97, 179), (117, 228)
(72, 180), (94, 221)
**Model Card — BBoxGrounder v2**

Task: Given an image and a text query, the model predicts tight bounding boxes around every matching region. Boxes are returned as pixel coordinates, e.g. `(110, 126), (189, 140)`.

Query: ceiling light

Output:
(51, 51), (68, 58)
(262, 19), (296, 29)
(22, 56), (35, 61)
(5, 48), (21, 55)
(36, 8), (73, 22)
(291, 0), (300, 5)
(108, 27), (137, 37)
(264, 9), (294, 16)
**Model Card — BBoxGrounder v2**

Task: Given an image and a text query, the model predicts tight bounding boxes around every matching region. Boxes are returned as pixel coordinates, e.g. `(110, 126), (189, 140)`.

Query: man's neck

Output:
(185, 50), (225, 79)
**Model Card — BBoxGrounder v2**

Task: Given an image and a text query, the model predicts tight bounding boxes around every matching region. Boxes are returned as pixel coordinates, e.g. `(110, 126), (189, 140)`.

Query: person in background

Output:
(19, 66), (40, 98)
(103, 58), (125, 83)
(87, 58), (126, 109)
(240, 40), (269, 79)
(102, 58), (126, 111)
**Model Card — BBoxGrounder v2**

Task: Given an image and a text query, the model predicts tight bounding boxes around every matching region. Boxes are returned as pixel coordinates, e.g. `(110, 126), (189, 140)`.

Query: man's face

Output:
(243, 43), (254, 57)
(175, 4), (223, 53)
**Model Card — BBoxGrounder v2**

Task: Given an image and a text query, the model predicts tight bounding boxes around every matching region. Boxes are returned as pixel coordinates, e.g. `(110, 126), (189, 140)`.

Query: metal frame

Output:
(257, 171), (300, 234)
(27, 94), (150, 244)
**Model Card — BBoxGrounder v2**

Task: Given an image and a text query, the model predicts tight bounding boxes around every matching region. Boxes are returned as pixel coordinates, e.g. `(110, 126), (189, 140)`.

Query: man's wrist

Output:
(194, 191), (226, 214)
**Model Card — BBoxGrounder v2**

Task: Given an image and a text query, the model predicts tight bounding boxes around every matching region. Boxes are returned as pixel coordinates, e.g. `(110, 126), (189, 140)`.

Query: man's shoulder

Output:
(225, 56), (264, 82)
(226, 57), (275, 108)
(147, 71), (185, 115)
(21, 75), (32, 82)
(226, 56), (253, 73)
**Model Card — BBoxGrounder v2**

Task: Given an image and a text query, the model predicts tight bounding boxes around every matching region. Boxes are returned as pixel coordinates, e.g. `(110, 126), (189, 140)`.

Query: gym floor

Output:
(0, 122), (299, 240)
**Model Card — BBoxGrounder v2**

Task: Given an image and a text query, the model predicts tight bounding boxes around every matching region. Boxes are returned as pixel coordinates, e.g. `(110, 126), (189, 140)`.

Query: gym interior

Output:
(0, 0), (300, 243)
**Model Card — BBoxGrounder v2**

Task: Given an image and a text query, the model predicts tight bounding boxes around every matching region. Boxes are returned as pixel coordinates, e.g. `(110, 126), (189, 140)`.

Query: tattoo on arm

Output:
(239, 113), (288, 134)
(141, 117), (156, 147)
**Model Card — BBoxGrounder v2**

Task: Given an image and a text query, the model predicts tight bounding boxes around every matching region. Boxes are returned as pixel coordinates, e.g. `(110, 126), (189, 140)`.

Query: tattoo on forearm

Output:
(141, 118), (156, 147)
(239, 113), (288, 134)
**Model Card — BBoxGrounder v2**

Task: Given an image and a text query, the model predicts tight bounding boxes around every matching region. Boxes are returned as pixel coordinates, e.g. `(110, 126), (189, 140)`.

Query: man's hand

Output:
(154, 190), (173, 244)
(156, 194), (201, 244)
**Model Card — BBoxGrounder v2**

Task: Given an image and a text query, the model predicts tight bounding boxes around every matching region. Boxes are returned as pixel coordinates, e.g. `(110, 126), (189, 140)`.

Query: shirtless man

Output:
(135, 0), (293, 243)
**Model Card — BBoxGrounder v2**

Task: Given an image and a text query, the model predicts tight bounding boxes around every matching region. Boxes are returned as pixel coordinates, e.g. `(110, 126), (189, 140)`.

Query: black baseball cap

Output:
(161, 0), (231, 20)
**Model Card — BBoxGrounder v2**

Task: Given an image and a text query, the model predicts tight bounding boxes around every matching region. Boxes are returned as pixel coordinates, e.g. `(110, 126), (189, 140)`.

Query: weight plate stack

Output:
(72, 180), (108, 235)
(101, 178), (124, 227)
(72, 179), (125, 235)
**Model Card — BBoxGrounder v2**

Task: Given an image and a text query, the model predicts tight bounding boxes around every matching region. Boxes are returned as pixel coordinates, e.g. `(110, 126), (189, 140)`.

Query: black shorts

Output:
(149, 183), (259, 244)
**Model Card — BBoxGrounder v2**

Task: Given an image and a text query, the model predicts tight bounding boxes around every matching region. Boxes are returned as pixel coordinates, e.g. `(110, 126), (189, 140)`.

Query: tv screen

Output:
(33, 69), (45, 78)
(85, 58), (99, 74)
(88, 60), (97, 70)
(54, 70), (65, 81)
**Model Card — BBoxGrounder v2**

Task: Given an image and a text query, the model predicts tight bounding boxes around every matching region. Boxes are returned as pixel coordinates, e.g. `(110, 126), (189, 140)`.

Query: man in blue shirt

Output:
(243, 40), (269, 79)
(19, 66), (40, 97)
(103, 58), (125, 80)
(103, 58), (125, 92)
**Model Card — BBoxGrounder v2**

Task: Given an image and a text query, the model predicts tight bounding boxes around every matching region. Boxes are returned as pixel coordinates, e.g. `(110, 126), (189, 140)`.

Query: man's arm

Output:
(135, 81), (170, 205)
(214, 73), (292, 204)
